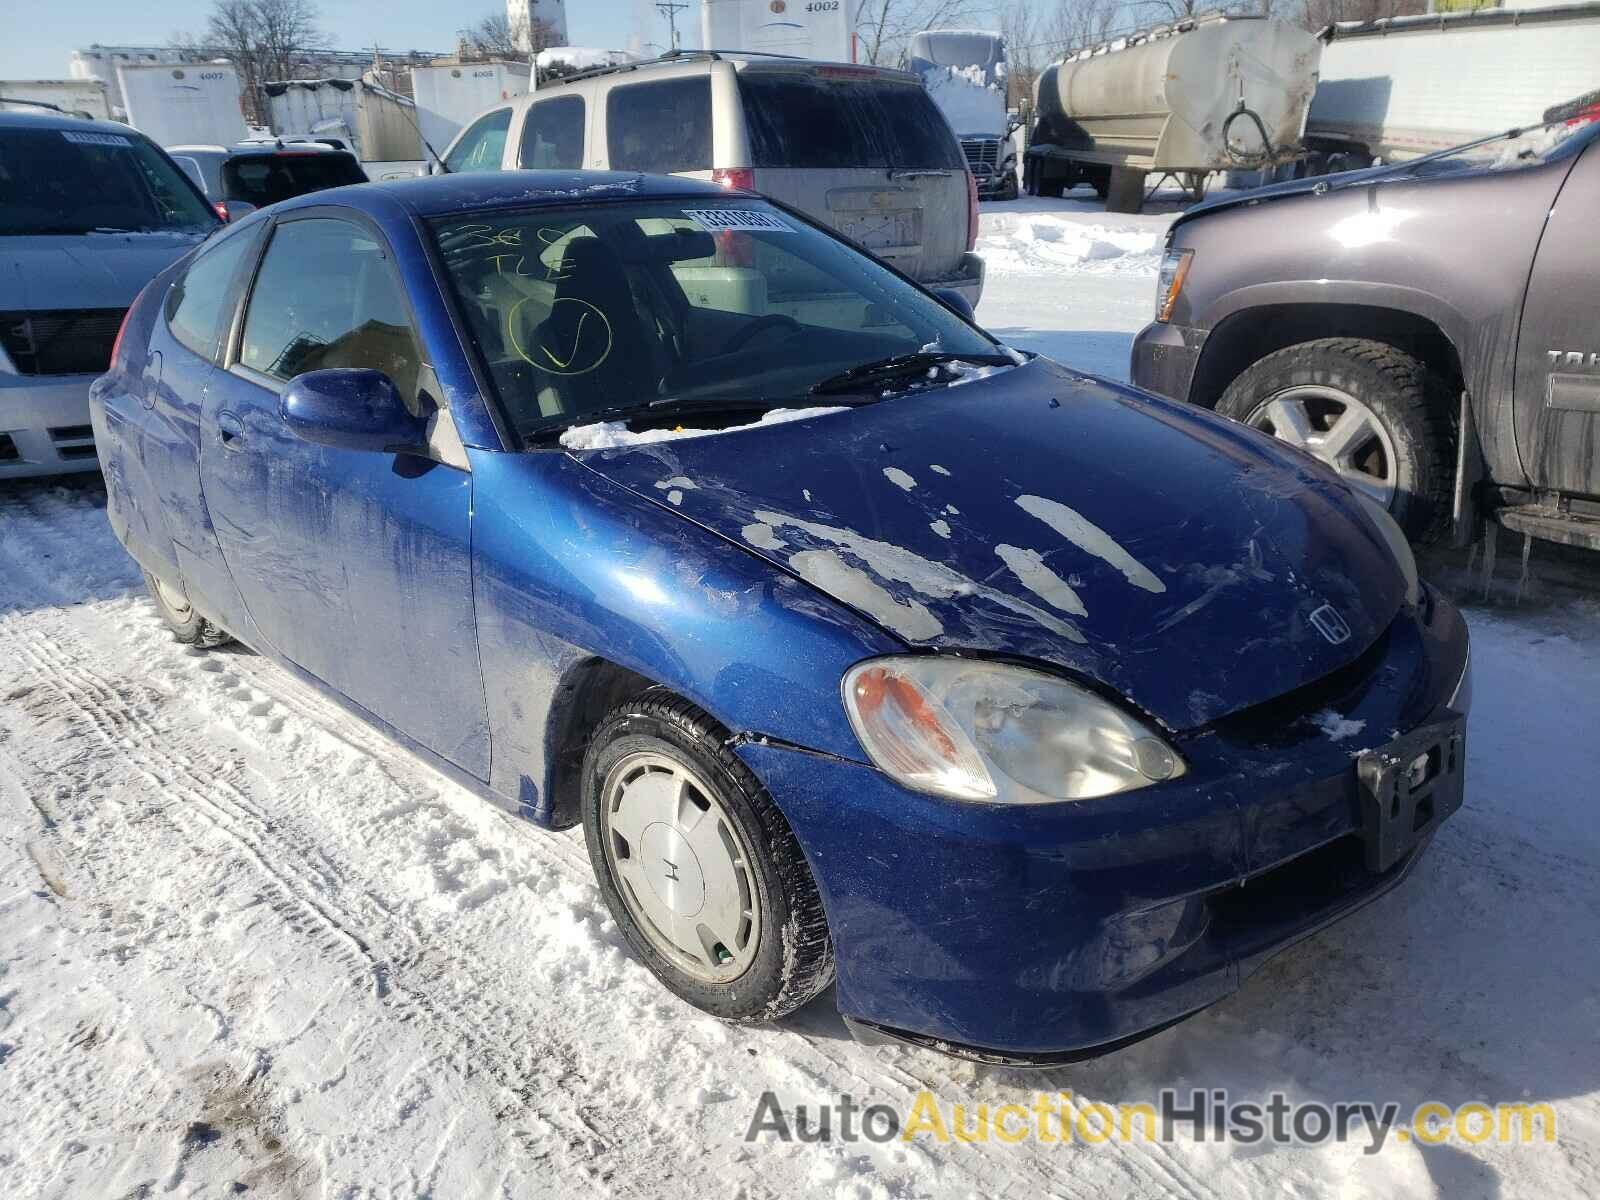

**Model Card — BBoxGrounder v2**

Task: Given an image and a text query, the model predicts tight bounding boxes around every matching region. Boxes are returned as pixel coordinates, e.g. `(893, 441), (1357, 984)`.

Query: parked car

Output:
(1131, 107), (1600, 549)
(436, 50), (986, 309)
(1, 107), (218, 479)
(167, 140), (368, 220)
(91, 171), (1469, 1063)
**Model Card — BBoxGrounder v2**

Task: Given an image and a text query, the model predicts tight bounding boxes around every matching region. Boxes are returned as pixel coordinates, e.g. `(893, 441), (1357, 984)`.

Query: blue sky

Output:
(0, 0), (689, 80)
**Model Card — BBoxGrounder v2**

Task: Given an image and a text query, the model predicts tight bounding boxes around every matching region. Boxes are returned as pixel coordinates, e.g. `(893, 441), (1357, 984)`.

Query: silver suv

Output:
(1, 108), (217, 478)
(437, 51), (985, 308)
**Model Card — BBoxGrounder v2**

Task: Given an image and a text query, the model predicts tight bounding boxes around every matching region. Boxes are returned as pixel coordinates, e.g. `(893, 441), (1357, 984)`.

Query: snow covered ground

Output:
(3, 198), (1599, 1199)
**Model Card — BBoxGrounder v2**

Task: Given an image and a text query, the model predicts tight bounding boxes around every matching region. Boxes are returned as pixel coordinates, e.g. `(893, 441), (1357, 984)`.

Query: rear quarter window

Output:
(739, 72), (965, 171)
(519, 95), (587, 169)
(605, 76), (711, 173)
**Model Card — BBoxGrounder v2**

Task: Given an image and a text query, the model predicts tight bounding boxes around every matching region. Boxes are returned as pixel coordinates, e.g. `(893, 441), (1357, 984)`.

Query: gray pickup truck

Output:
(1131, 103), (1600, 550)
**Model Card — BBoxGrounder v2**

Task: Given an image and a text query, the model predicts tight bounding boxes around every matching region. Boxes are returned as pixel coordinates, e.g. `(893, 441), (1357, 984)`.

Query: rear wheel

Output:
(580, 690), (834, 1021)
(143, 569), (233, 648)
(1216, 338), (1455, 542)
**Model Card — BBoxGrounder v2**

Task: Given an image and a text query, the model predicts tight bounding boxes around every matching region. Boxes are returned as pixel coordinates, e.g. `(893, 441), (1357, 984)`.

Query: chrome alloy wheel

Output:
(152, 575), (193, 620)
(599, 751), (762, 984)
(1246, 385), (1398, 509)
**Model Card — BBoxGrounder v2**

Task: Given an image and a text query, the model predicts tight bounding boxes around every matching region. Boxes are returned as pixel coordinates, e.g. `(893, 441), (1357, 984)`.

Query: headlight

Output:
(841, 658), (1185, 804)
(1154, 247), (1193, 323)
(1356, 495), (1423, 607)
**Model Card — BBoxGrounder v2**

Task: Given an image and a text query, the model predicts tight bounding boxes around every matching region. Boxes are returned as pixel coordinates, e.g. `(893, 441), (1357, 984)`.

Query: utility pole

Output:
(655, 0), (688, 50)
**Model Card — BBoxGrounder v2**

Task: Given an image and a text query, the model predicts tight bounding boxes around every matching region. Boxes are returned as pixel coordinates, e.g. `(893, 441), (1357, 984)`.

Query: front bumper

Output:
(1129, 320), (1207, 403)
(740, 591), (1469, 1059)
(0, 370), (100, 479)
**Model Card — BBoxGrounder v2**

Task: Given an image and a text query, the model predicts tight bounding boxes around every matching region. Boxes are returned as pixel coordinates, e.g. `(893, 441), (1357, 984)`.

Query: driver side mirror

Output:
(933, 287), (977, 324)
(281, 369), (427, 454)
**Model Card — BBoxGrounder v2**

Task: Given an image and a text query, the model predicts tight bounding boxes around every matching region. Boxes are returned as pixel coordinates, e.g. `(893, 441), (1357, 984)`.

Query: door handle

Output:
(216, 410), (246, 450)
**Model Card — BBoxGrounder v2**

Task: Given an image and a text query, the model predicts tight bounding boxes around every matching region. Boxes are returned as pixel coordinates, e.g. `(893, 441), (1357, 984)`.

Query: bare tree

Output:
(998, 2), (1041, 107)
(1294, 0), (1426, 29)
(252, 0), (322, 85)
(1043, 0), (1120, 58)
(465, 12), (560, 60)
(851, 0), (983, 67)
(189, 0), (323, 125)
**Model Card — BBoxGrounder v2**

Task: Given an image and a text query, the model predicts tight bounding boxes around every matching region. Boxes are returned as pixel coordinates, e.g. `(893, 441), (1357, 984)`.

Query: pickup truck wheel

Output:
(142, 570), (234, 648)
(581, 689), (834, 1022)
(1217, 338), (1454, 543)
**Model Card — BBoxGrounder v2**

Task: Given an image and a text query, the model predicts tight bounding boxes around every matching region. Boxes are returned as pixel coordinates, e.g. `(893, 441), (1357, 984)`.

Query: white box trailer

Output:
(411, 62), (530, 157)
(1306, 3), (1600, 165)
(116, 63), (248, 147)
(0, 78), (111, 120)
(264, 77), (423, 163)
(700, 0), (852, 60)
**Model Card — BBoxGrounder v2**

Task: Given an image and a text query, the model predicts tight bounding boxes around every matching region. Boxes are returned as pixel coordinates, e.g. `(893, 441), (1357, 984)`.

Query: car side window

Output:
(446, 108), (512, 173)
(238, 217), (424, 405)
(518, 95), (586, 169)
(165, 223), (264, 363)
(605, 77), (711, 174)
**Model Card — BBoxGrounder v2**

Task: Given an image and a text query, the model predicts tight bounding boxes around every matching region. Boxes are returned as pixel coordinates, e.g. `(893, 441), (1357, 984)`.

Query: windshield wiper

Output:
(808, 350), (1015, 397)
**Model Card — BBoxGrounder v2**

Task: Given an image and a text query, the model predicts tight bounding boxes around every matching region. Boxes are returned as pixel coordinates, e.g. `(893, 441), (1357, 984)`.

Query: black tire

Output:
(1216, 338), (1455, 543)
(580, 689), (834, 1022)
(998, 171), (1019, 201)
(142, 569), (233, 648)
(1037, 174), (1066, 199)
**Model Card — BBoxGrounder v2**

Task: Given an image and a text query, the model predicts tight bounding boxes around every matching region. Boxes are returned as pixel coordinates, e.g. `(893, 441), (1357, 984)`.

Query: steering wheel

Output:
(719, 314), (803, 357)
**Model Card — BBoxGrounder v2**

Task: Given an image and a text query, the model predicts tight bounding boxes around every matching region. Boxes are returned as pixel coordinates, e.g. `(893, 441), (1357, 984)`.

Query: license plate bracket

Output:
(1355, 719), (1466, 873)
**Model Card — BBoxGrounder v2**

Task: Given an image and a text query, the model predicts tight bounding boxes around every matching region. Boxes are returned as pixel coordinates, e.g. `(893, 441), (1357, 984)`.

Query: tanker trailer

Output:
(1025, 15), (1321, 212)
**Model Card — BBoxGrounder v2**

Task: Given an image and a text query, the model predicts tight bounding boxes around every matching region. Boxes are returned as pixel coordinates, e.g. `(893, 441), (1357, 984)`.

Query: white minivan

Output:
(436, 52), (985, 308)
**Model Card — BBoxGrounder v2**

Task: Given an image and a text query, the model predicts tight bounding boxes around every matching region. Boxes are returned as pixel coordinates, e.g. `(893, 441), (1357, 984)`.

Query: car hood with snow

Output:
(562, 357), (1406, 732)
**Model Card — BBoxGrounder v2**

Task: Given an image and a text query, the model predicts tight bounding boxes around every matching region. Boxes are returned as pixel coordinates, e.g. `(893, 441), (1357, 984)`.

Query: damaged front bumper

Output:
(737, 590), (1469, 1061)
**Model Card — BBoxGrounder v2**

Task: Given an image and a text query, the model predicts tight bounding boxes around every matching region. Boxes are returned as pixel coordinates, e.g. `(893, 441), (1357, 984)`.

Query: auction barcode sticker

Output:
(683, 209), (793, 233)
(62, 131), (133, 148)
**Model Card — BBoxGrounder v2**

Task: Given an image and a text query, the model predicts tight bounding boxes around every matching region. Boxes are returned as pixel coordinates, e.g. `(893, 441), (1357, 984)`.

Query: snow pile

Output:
(1313, 707), (1368, 742)
(535, 46), (634, 72)
(977, 212), (1164, 276)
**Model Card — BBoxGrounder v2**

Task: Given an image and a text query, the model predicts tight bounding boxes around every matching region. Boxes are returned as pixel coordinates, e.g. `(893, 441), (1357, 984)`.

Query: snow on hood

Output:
(565, 358), (1407, 732)
(559, 407), (849, 451)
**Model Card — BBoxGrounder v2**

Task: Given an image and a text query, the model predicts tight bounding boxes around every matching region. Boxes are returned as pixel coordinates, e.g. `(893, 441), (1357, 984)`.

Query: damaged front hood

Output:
(568, 359), (1405, 730)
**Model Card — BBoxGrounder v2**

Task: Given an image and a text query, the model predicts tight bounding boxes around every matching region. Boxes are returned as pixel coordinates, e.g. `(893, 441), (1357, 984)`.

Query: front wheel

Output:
(143, 569), (233, 648)
(581, 690), (834, 1021)
(1216, 338), (1454, 542)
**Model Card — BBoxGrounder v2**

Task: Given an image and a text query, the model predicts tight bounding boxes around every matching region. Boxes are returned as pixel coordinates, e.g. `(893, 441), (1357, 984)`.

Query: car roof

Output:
(274, 170), (732, 219)
(0, 108), (149, 137)
(535, 50), (915, 92)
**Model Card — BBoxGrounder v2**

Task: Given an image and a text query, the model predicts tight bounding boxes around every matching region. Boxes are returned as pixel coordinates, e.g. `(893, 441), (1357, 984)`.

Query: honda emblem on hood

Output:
(1309, 604), (1352, 646)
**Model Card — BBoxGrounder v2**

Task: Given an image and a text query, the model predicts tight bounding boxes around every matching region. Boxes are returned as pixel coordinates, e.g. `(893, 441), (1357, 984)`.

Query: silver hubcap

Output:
(153, 576), (192, 620)
(600, 751), (761, 984)
(1247, 385), (1399, 509)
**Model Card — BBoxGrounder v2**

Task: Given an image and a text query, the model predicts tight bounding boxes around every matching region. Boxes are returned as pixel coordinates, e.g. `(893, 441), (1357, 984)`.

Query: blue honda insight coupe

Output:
(90, 172), (1471, 1063)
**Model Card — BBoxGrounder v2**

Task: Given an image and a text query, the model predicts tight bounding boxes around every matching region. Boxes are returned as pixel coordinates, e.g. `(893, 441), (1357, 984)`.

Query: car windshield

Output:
(0, 125), (217, 235)
(222, 153), (367, 206)
(429, 198), (1002, 443)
